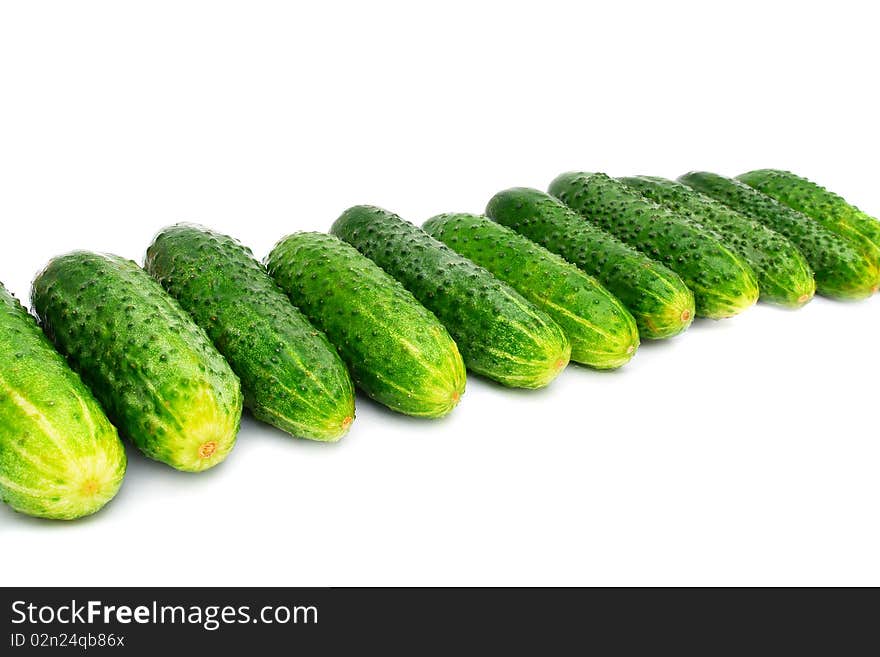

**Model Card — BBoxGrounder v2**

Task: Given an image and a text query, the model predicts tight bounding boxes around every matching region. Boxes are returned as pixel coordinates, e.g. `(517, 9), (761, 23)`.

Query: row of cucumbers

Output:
(2, 170), (878, 520)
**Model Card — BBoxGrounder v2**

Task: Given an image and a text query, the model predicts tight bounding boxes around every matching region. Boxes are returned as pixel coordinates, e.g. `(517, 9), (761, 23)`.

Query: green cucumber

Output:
(266, 232), (465, 417)
(737, 169), (880, 263)
(0, 283), (126, 519)
(679, 171), (880, 300)
(423, 212), (639, 369)
(620, 176), (816, 308)
(486, 187), (694, 340)
(146, 224), (355, 442)
(32, 252), (242, 472)
(550, 172), (759, 320)
(331, 206), (570, 389)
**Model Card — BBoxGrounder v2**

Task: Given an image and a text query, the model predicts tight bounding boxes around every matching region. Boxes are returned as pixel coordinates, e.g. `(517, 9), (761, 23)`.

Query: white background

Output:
(2, 0), (878, 586)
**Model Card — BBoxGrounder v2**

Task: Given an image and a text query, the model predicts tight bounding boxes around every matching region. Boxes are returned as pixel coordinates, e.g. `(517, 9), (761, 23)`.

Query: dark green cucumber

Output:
(146, 224), (355, 442)
(620, 176), (816, 308)
(550, 172), (759, 320)
(331, 206), (570, 389)
(423, 212), (639, 369)
(0, 283), (125, 519)
(32, 252), (242, 472)
(266, 232), (465, 417)
(679, 171), (880, 300)
(737, 169), (880, 263)
(486, 187), (694, 340)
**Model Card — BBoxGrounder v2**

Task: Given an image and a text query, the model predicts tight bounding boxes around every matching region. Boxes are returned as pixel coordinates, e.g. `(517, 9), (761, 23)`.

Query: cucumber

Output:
(32, 252), (243, 472)
(486, 187), (694, 340)
(423, 212), (639, 369)
(620, 176), (816, 308)
(331, 206), (570, 389)
(737, 169), (880, 263)
(266, 232), (466, 417)
(550, 172), (759, 320)
(679, 172), (880, 300)
(0, 283), (126, 519)
(146, 224), (355, 442)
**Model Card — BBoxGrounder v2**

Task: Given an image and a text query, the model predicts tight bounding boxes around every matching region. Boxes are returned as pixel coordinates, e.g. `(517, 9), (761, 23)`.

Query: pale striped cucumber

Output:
(1, 283), (126, 519)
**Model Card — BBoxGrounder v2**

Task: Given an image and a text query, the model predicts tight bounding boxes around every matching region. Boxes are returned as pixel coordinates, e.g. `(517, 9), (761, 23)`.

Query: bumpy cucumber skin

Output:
(266, 232), (466, 417)
(737, 169), (880, 265)
(680, 172), (880, 300)
(423, 212), (639, 369)
(620, 176), (816, 308)
(331, 206), (570, 389)
(550, 172), (759, 320)
(0, 284), (125, 520)
(145, 224), (355, 442)
(32, 253), (242, 472)
(486, 187), (694, 340)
